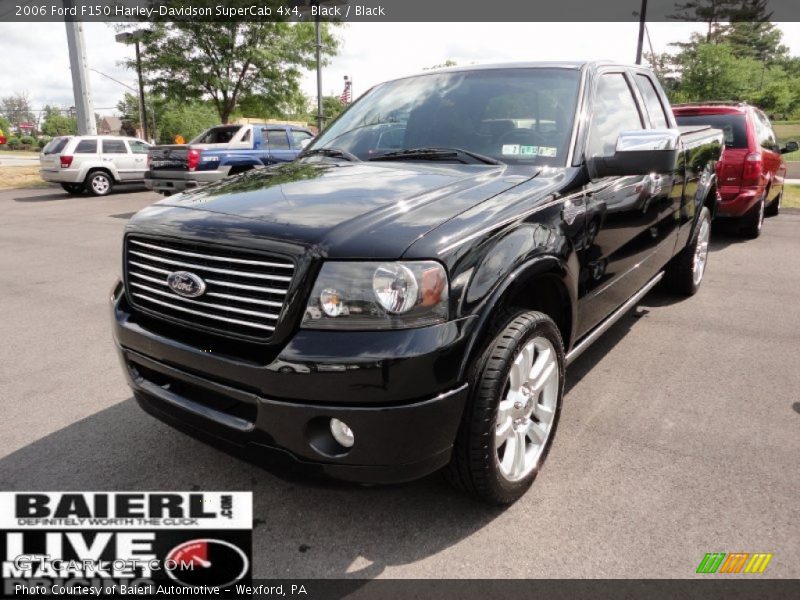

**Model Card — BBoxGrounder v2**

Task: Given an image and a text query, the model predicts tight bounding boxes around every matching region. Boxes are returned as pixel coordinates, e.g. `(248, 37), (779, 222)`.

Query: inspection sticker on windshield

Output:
(538, 146), (558, 157)
(502, 145), (540, 156)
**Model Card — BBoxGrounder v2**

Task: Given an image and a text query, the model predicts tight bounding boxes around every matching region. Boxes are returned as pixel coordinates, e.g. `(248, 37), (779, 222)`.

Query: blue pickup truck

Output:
(144, 123), (314, 195)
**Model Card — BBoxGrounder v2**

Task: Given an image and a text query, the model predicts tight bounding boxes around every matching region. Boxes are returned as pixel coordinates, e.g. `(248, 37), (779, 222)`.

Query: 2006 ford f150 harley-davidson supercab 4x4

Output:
(111, 62), (723, 504)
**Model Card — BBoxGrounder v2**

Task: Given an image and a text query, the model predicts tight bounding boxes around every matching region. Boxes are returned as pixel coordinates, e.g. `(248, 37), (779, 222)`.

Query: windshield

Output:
(310, 68), (581, 166)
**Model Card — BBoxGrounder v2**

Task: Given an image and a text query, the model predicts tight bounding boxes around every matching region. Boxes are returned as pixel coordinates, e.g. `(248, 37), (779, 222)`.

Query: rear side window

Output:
(674, 113), (747, 148)
(635, 74), (669, 129)
(587, 73), (644, 158)
(43, 137), (70, 154)
(192, 126), (241, 144)
(755, 110), (778, 152)
(265, 129), (291, 150)
(102, 140), (128, 154)
(74, 139), (98, 154)
(128, 140), (149, 154)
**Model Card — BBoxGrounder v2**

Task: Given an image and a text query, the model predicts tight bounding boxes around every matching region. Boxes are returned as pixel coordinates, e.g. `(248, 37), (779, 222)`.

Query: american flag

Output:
(339, 77), (352, 105)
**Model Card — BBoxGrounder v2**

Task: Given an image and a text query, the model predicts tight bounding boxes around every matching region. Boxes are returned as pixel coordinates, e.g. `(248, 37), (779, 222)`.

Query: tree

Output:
(668, 0), (739, 43)
(151, 99), (219, 144)
(0, 92), (35, 130)
(116, 92), (141, 136)
(118, 4), (339, 124)
(40, 106), (77, 136)
(319, 96), (347, 125)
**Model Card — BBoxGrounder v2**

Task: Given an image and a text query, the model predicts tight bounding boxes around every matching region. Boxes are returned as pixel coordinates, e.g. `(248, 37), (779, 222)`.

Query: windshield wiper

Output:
(301, 147), (361, 162)
(368, 147), (502, 165)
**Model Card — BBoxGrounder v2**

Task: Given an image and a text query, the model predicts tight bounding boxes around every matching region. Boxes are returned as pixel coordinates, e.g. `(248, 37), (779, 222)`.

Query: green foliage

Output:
(38, 137), (51, 149)
(40, 106), (77, 137)
(6, 137), (20, 149)
(118, 6), (340, 124)
(320, 96), (346, 125)
(19, 135), (35, 146)
(152, 100), (219, 144)
(0, 116), (10, 136)
(117, 92), (141, 136)
(0, 92), (35, 129)
(660, 1), (800, 118)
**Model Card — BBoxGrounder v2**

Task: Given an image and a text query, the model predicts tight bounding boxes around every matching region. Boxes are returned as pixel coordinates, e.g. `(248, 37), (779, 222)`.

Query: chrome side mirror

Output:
(589, 129), (680, 178)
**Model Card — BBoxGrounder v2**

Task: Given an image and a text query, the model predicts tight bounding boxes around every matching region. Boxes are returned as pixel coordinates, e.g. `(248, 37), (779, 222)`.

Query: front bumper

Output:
(111, 282), (473, 483)
(145, 169), (228, 193)
(717, 186), (763, 218)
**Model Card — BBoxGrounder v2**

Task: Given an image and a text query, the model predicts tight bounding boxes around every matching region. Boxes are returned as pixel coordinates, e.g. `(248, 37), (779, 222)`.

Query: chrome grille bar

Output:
(131, 293), (276, 331)
(129, 282), (280, 319)
(129, 250), (293, 281)
(129, 239), (294, 269)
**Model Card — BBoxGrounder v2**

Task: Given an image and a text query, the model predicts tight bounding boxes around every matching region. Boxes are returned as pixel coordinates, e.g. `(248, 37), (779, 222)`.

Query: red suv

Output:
(674, 103), (797, 238)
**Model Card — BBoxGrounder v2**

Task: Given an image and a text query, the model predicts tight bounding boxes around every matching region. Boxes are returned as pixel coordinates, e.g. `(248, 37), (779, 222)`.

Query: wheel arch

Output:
(458, 256), (576, 381)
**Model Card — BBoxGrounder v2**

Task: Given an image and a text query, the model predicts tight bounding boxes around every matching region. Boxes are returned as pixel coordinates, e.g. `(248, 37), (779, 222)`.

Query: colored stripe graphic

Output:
(744, 553), (773, 574)
(719, 553), (749, 573)
(697, 553), (726, 573)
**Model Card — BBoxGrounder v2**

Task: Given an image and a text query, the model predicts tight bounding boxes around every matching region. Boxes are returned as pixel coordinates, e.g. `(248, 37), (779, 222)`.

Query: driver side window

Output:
(587, 73), (644, 158)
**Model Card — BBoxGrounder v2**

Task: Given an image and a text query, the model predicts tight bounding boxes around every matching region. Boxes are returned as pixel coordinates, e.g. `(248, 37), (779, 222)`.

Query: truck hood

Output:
(142, 160), (536, 258)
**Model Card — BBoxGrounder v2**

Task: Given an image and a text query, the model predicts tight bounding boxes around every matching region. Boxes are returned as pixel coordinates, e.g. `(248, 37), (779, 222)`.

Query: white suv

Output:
(40, 135), (151, 196)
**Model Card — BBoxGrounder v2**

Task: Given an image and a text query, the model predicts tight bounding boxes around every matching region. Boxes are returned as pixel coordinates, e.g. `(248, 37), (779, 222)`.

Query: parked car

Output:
(39, 135), (151, 196)
(674, 102), (798, 237)
(144, 123), (314, 196)
(112, 62), (723, 504)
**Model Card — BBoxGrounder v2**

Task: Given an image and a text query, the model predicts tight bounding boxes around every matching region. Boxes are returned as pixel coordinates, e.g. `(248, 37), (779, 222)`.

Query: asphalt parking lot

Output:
(0, 185), (798, 579)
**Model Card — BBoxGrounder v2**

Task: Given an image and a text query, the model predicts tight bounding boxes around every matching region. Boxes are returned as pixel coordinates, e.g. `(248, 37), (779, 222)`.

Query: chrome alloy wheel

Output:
(91, 174), (110, 195)
(495, 336), (559, 482)
(692, 216), (710, 287)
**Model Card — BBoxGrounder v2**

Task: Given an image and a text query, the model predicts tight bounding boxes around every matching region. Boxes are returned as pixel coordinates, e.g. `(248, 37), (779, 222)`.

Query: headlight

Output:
(301, 261), (449, 330)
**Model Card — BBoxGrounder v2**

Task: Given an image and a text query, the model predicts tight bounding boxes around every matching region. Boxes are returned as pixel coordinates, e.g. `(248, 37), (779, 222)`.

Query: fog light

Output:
(330, 418), (354, 448)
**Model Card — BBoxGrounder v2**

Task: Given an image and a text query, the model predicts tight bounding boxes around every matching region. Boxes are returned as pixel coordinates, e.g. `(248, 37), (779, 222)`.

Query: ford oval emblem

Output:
(167, 271), (207, 298)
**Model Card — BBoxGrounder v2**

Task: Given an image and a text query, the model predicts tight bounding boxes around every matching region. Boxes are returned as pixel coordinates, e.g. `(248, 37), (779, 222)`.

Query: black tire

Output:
(60, 183), (84, 195)
(664, 206), (711, 296)
(765, 187), (782, 217)
(445, 310), (565, 505)
(740, 194), (765, 238)
(85, 170), (114, 197)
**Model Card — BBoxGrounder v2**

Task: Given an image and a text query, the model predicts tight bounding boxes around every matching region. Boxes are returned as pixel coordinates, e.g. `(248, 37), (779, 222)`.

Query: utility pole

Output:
(116, 31), (148, 141)
(64, 1), (96, 135)
(315, 16), (324, 132)
(635, 0), (648, 65)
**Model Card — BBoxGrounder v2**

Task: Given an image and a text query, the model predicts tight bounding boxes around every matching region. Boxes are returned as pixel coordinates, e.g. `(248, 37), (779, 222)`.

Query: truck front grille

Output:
(124, 236), (295, 341)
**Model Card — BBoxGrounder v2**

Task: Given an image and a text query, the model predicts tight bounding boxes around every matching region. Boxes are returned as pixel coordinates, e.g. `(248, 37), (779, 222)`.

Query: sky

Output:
(2, 21), (800, 120)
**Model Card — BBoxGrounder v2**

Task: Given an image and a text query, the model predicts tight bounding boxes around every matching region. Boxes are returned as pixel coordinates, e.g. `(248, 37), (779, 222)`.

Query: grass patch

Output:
(0, 166), (49, 190)
(783, 185), (800, 209)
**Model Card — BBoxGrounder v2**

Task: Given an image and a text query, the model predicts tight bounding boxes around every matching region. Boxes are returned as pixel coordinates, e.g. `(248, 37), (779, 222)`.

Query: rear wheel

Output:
(60, 183), (84, 195)
(445, 310), (564, 505)
(664, 206), (711, 296)
(85, 171), (113, 197)
(740, 194), (765, 238)
(765, 187), (782, 217)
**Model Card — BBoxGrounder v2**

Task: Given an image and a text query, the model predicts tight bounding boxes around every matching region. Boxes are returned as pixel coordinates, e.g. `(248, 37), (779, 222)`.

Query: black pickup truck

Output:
(111, 62), (723, 504)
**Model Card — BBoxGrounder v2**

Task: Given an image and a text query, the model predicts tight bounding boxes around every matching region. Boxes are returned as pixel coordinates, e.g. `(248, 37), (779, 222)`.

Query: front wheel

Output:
(445, 310), (564, 505)
(664, 206), (711, 296)
(85, 171), (114, 197)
